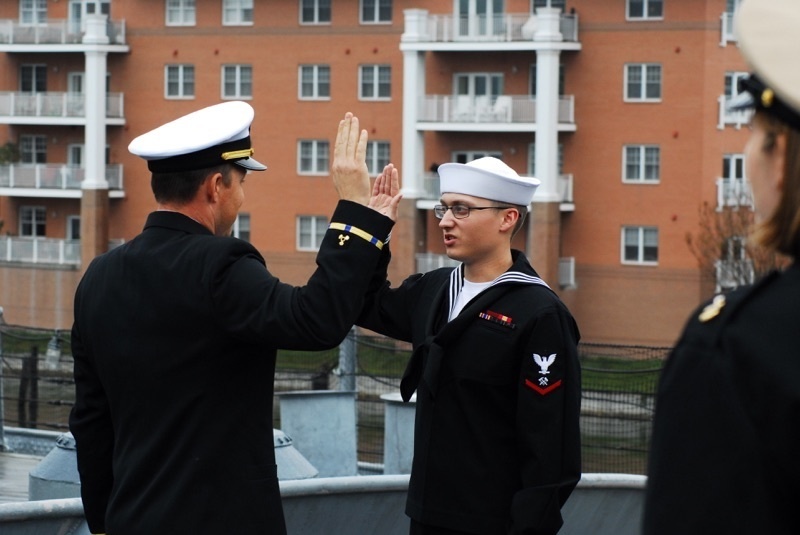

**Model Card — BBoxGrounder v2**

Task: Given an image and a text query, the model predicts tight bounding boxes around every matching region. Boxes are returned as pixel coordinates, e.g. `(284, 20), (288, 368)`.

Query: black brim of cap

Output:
(233, 157), (268, 171)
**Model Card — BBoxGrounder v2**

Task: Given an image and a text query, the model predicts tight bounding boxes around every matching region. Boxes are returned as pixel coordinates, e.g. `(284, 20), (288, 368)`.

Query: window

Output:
(67, 216), (81, 241)
(233, 213), (250, 242)
(366, 141), (390, 176)
(299, 65), (331, 100)
(20, 0), (47, 25)
(361, 0), (391, 23)
(722, 154), (745, 181)
(298, 140), (329, 174)
(623, 145), (660, 182)
(223, 0), (253, 25)
(725, 0), (741, 15)
(297, 216), (328, 251)
(625, 64), (661, 101)
(529, 64), (565, 96)
(724, 71), (748, 101)
(19, 206), (46, 237)
(622, 226), (658, 264)
(166, 0), (195, 26)
(301, 0), (331, 24)
(222, 65), (252, 99)
(360, 65), (391, 100)
(19, 135), (46, 164)
(455, 72), (503, 99)
(533, 0), (566, 10)
(20, 64), (46, 93)
(165, 65), (195, 99)
(453, 151), (502, 164)
(627, 0), (663, 20)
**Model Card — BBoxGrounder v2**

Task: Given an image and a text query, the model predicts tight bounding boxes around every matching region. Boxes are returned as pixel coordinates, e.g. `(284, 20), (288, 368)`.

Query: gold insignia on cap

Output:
(698, 294), (726, 323)
(221, 148), (254, 161)
(761, 88), (774, 108)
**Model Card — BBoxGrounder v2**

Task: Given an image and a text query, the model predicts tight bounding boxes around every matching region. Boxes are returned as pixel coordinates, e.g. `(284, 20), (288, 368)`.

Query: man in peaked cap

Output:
(69, 102), (395, 534)
(359, 157), (581, 534)
(643, 0), (800, 533)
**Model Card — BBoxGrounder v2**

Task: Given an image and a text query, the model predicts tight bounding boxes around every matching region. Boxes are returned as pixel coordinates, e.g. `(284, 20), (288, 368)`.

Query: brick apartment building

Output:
(0, 0), (752, 346)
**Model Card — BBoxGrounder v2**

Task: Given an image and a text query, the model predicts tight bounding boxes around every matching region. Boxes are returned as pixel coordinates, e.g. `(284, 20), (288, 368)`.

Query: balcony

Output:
(0, 19), (126, 48)
(0, 92), (125, 125)
(717, 94), (752, 130)
(416, 252), (460, 273)
(404, 12), (579, 46)
(418, 95), (575, 132)
(714, 258), (753, 293)
(0, 164), (124, 198)
(422, 172), (574, 210)
(716, 177), (752, 209)
(0, 237), (123, 266)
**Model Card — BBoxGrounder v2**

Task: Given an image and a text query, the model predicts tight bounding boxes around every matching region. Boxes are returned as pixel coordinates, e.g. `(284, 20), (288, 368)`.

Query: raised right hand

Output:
(331, 112), (370, 206)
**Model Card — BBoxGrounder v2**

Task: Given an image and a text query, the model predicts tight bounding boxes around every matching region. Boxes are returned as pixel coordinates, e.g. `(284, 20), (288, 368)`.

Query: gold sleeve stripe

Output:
(328, 222), (384, 250)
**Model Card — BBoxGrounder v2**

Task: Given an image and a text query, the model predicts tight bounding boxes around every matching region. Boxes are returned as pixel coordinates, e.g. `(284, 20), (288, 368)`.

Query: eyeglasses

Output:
(433, 204), (515, 219)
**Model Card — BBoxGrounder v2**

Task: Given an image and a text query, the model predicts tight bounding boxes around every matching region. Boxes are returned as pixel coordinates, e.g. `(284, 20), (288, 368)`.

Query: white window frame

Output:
(20, 0), (47, 26)
(221, 64), (252, 99)
(300, 0), (331, 25)
(624, 63), (662, 102)
(233, 213), (251, 242)
(166, 0), (196, 26)
(366, 141), (390, 176)
(722, 154), (745, 181)
(626, 0), (663, 21)
(359, 65), (391, 100)
(297, 140), (330, 175)
(223, 0), (253, 26)
(165, 64), (195, 99)
(621, 226), (659, 265)
(297, 215), (328, 251)
(623, 145), (660, 183)
(19, 135), (47, 164)
(19, 206), (46, 237)
(452, 150), (502, 164)
(20, 64), (47, 93)
(360, 0), (391, 24)
(724, 71), (748, 101)
(533, 0), (566, 9)
(298, 65), (331, 100)
(67, 215), (81, 241)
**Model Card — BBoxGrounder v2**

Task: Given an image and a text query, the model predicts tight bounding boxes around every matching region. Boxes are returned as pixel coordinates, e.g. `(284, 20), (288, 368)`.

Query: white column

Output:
(82, 15), (109, 190)
(533, 8), (563, 203)
(400, 9), (428, 199)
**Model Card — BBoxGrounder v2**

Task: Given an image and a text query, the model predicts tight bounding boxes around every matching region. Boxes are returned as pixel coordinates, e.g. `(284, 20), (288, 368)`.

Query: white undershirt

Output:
(449, 279), (492, 321)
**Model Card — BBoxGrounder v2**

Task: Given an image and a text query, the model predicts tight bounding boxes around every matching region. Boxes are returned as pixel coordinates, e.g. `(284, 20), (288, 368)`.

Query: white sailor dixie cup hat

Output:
(727, 0), (800, 132)
(128, 101), (267, 173)
(437, 157), (540, 206)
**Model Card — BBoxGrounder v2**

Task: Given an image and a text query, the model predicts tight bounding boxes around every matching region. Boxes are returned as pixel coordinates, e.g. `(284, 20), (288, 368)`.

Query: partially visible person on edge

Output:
(362, 158), (582, 534)
(643, 1), (800, 533)
(68, 102), (395, 535)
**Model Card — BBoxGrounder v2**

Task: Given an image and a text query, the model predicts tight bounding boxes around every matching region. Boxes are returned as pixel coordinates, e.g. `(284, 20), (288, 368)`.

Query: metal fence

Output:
(0, 323), (668, 474)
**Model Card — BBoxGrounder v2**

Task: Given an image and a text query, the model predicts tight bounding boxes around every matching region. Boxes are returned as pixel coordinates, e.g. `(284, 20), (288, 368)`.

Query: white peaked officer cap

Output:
(438, 157), (540, 205)
(726, 0), (800, 131)
(128, 101), (267, 173)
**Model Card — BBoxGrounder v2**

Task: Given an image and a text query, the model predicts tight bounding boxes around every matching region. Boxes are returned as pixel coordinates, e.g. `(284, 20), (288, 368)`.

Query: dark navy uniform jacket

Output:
(644, 259), (800, 534)
(359, 249), (581, 535)
(70, 201), (392, 534)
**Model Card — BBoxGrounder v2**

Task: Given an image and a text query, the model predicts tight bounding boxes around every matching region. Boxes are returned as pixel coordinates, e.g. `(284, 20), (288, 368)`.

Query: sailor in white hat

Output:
(358, 157), (581, 534)
(644, 1), (800, 533)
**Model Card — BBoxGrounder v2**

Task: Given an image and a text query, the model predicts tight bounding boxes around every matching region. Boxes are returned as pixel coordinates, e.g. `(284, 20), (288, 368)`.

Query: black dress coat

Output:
(643, 260), (800, 534)
(358, 250), (582, 535)
(69, 202), (393, 534)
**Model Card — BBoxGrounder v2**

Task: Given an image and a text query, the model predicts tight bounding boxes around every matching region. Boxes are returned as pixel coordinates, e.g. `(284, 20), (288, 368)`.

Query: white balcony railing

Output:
(0, 92), (124, 120)
(717, 94), (752, 130)
(0, 164), (123, 191)
(716, 177), (753, 209)
(415, 252), (460, 274)
(417, 13), (578, 43)
(720, 12), (736, 47)
(0, 237), (124, 266)
(0, 19), (126, 45)
(419, 95), (574, 126)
